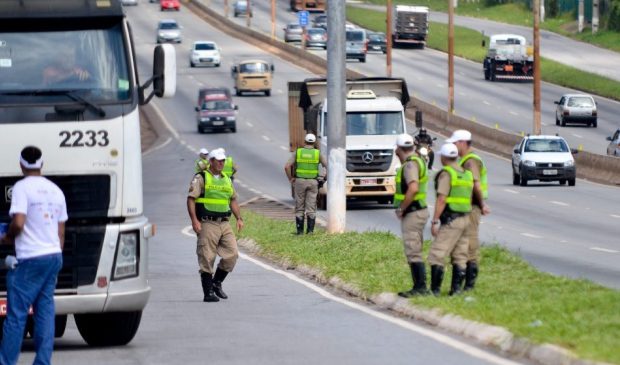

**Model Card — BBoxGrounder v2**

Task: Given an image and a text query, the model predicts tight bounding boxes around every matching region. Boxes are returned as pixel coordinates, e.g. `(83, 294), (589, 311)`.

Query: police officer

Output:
(394, 134), (430, 297)
(284, 133), (327, 235)
(428, 143), (474, 296)
(194, 148), (209, 173)
(447, 130), (490, 291)
(187, 149), (244, 302)
(220, 148), (238, 181)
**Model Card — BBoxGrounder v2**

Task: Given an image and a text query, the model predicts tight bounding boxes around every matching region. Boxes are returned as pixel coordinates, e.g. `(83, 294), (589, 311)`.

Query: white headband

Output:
(20, 155), (43, 169)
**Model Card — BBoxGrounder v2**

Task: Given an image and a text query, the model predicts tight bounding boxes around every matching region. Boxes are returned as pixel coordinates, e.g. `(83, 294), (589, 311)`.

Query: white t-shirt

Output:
(9, 176), (68, 260)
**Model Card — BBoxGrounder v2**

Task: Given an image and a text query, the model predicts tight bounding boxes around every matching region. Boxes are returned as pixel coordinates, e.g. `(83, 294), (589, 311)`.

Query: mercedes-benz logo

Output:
(362, 152), (374, 164)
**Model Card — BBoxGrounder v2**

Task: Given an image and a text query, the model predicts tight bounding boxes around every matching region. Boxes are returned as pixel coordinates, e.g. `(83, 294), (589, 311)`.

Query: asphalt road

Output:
(206, 0), (620, 157)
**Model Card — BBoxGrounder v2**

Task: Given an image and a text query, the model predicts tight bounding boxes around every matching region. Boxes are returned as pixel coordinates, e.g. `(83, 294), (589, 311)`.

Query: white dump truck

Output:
(483, 34), (534, 81)
(391, 5), (429, 48)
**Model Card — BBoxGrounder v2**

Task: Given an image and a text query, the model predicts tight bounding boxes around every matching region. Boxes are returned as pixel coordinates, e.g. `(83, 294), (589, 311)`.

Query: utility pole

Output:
(246, 0), (251, 28)
(592, 0), (600, 34)
(326, 0), (346, 233)
(271, 0), (276, 40)
(578, 0), (584, 33)
(448, 0), (455, 118)
(302, 0), (307, 50)
(386, 0), (393, 77)
(224, 0), (229, 18)
(533, 0), (542, 135)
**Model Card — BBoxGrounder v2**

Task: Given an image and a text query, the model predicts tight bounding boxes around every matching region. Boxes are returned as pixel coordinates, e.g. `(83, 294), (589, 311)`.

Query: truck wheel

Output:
(55, 315), (68, 338)
(568, 178), (576, 186)
(75, 311), (142, 347)
(317, 194), (327, 210)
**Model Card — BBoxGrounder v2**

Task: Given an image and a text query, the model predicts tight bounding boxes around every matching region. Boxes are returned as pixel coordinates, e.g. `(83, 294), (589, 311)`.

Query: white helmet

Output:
(395, 134), (414, 148)
(305, 133), (316, 143)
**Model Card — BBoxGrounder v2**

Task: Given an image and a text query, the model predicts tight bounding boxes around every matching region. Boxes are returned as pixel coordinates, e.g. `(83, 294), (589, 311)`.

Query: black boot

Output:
(464, 261), (478, 291)
(398, 262), (429, 298)
(430, 265), (444, 296)
(296, 217), (304, 235)
(201, 272), (219, 302)
(449, 265), (466, 296)
(306, 217), (316, 234)
(213, 268), (229, 299)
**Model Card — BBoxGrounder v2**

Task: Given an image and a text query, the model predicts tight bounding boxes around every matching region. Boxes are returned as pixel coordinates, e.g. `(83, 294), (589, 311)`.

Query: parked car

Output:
(156, 19), (182, 44)
(305, 27), (327, 49)
(554, 93), (597, 128)
(190, 41), (221, 67)
(160, 0), (180, 11)
(367, 32), (386, 54)
(606, 129), (620, 157)
(345, 28), (367, 63)
(233, 0), (252, 17)
(195, 89), (238, 133)
(511, 134), (577, 186)
(121, 0), (138, 6)
(283, 23), (303, 43)
(312, 14), (327, 29)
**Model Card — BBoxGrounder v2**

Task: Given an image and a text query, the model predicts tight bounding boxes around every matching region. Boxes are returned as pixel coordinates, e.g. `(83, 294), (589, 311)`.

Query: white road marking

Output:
(503, 189), (519, 194)
(521, 233), (543, 239)
(150, 102), (180, 139)
(436, 83), (444, 88)
(262, 135), (271, 142)
(483, 100), (491, 105)
(572, 133), (583, 138)
(246, 121), (254, 127)
(590, 247), (619, 254)
(560, 240), (568, 243)
(458, 91), (466, 96)
(280, 145), (289, 151)
(611, 214), (620, 219)
(249, 188), (261, 194)
(509, 111), (519, 116)
(550, 201), (569, 207)
(142, 137), (172, 157)
(541, 122), (548, 126)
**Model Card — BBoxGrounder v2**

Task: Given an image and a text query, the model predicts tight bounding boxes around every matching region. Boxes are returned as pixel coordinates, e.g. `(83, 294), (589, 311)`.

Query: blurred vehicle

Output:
(283, 23), (303, 43)
(390, 5), (428, 48)
(290, 0), (326, 11)
(190, 41), (221, 67)
(346, 28), (367, 63)
(233, 0), (252, 17)
(156, 19), (182, 43)
(195, 89), (238, 133)
(367, 32), (386, 54)
(606, 129), (620, 156)
(511, 135), (577, 186)
(312, 14), (327, 29)
(121, 0), (138, 5)
(231, 59), (274, 96)
(554, 93), (598, 128)
(160, 0), (180, 11)
(305, 27), (327, 49)
(483, 34), (534, 81)
(197, 87), (232, 107)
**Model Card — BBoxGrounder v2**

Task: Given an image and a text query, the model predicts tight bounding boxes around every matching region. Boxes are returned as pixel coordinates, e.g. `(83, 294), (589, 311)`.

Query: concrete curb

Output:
(237, 237), (616, 365)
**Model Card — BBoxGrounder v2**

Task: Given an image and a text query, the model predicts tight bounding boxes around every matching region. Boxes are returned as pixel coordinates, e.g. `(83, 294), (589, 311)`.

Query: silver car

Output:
(283, 23), (303, 43)
(121, 0), (138, 5)
(156, 19), (182, 44)
(554, 93), (598, 128)
(607, 129), (620, 157)
(305, 28), (327, 49)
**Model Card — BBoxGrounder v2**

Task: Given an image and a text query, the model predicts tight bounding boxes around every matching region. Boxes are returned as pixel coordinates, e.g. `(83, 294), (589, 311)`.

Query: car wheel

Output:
(215, 63), (220, 67)
(568, 178), (576, 186)
(360, 57), (366, 63)
(235, 89), (241, 96)
(592, 120), (597, 128)
(265, 90), (271, 97)
(559, 179), (566, 185)
(519, 169), (528, 186)
(555, 116), (560, 126)
(197, 126), (203, 134)
(190, 62), (194, 68)
(512, 171), (520, 186)
(561, 118), (566, 127)
(160, 7), (164, 11)
(231, 127), (237, 133)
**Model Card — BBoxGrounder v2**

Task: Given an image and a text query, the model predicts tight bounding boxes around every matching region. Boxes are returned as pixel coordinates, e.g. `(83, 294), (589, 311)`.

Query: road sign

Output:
(298, 10), (309, 27)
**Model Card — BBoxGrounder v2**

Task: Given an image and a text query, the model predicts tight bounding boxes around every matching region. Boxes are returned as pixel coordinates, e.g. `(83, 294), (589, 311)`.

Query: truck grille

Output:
(347, 149), (393, 173)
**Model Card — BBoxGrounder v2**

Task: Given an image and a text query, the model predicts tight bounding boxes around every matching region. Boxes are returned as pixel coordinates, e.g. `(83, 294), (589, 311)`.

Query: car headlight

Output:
(113, 231), (139, 280)
(523, 160), (536, 167)
(200, 117), (210, 122)
(564, 160), (574, 167)
(226, 116), (235, 121)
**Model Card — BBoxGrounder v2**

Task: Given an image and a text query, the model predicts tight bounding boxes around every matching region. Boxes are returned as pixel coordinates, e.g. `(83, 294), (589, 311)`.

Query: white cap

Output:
(439, 143), (459, 158)
(395, 134), (414, 148)
(446, 129), (472, 143)
(199, 148), (209, 156)
(208, 148), (226, 161)
(305, 133), (316, 143)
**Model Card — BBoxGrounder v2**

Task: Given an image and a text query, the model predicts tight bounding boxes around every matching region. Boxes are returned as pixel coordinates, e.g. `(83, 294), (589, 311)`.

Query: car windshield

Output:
(195, 43), (215, 50)
(239, 62), (269, 73)
(567, 96), (594, 107)
(288, 24), (301, 30)
(345, 112), (404, 136)
(346, 31), (365, 42)
(202, 100), (232, 110)
(368, 34), (385, 41)
(160, 22), (178, 30)
(308, 29), (325, 35)
(524, 139), (569, 153)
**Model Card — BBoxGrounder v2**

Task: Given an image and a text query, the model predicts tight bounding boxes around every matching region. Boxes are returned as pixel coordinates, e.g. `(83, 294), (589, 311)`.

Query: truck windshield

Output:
(0, 24), (130, 105)
(346, 112), (403, 136)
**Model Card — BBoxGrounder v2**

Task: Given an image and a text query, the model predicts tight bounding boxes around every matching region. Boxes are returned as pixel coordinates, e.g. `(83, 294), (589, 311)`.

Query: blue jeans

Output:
(0, 253), (62, 365)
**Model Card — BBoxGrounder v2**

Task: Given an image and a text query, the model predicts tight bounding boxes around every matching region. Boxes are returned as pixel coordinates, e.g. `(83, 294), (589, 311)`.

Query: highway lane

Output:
(204, 0), (620, 156)
(126, 0), (620, 289)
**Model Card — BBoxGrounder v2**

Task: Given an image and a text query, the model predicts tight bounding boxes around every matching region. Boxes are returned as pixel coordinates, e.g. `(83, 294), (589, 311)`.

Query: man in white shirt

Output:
(0, 146), (67, 365)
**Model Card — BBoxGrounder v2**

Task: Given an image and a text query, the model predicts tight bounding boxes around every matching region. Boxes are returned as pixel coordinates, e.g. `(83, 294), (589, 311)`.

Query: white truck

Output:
(288, 78), (410, 208)
(483, 34), (534, 81)
(391, 5), (429, 48)
(0, 0), (176, 346)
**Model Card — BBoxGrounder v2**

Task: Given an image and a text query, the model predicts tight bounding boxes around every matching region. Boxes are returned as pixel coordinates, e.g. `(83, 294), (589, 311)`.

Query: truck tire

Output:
(75, 311), (142, 347)
(55, 315), (68, 338)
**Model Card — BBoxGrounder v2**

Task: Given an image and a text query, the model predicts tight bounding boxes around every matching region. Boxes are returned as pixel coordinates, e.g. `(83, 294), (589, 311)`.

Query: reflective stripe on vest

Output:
(195, 171), (233, 214)
(440, 166), (473, 213)
(394, 155), (428, 208)
(195, 158), (209, 173)
(459, 152), (488, 199)
(295, 148), (320, 179)
(223, 156), (234, 176)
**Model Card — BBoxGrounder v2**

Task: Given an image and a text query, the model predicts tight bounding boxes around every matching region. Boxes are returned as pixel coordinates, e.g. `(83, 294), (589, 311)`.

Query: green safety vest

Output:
(223, 156), (234, 177)
(295, 148), (320, 179)
(459, 152), (488, 200)
(394, 155), (428, 209)
(437, 166), (474, 213)
(195, 171), (234, 215)
(195, 158), (209, 173)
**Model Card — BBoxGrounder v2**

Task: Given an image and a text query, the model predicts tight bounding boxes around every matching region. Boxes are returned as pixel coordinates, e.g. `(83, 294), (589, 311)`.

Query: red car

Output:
(160, 0), (180, 11)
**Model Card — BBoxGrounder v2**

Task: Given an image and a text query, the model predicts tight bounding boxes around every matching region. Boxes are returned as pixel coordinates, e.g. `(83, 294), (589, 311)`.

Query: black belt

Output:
(201, 216), (229, 222)
(403, 201), (426, 215)
(439, 211), (465, 225)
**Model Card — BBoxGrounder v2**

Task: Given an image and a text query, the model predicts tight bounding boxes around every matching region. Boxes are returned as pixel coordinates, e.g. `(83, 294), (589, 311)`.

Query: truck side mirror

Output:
(140, 43), (177, 104)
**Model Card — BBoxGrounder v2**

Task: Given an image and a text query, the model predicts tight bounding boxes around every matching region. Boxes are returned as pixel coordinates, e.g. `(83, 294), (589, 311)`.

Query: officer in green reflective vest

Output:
(219, 148), (238, 181)
(428, 143), (474, 296)
(448, 130), (491, 291)
(187, 149), (244, 303)
(284, 133), (327, 235)
(393, 134), (430, 297)
(194, 148), (209, 173)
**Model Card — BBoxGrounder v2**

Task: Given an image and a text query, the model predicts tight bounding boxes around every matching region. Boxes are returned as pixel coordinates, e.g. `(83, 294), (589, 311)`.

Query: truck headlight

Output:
(226, 116), (235, 121)
(523, 160), (536, 167)
(113, 231), (139, 280)
(564, 160), (574, 167)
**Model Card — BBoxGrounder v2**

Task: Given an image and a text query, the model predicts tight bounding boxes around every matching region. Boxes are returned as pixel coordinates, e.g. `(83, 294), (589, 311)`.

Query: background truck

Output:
(288, 78), (410, 208)
(0, 0), (175, 346)
(290, 0), (326, 12)
(391, 5), (429, 48)
(483, 34), (534, 81)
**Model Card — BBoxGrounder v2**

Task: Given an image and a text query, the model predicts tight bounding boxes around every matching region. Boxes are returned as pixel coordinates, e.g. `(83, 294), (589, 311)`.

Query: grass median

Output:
(347, 6), (620, 101)
(237, 209), (620, 364)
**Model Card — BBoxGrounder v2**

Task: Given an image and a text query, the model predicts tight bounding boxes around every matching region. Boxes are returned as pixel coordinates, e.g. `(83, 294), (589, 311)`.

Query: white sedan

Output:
(189, 41), (221, 68)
